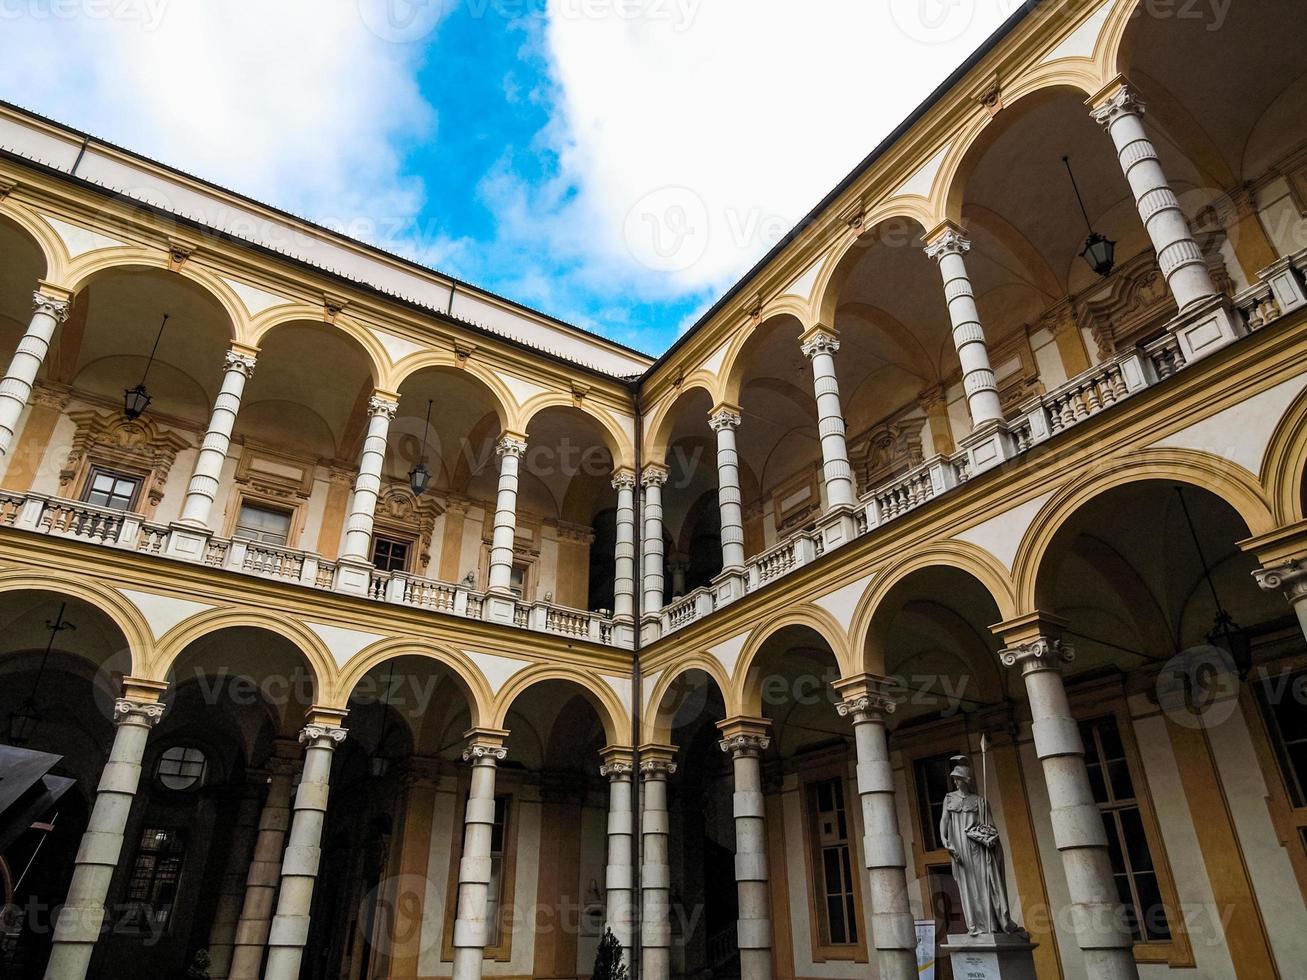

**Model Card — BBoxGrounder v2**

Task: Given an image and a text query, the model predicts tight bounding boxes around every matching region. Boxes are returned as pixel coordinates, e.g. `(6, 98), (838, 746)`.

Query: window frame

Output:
(119, 825), (187, 936)
(80, 465), (144, 513)
(223, 490), (303, 549)
(371, 533), (414, 574)
(154, 744), (209, 793)
(441, 783), (519, 963)
(797, 752), (868, 964)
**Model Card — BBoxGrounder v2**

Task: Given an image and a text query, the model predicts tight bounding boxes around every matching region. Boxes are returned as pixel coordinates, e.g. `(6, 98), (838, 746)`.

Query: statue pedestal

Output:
(940, 932), (1037, 980)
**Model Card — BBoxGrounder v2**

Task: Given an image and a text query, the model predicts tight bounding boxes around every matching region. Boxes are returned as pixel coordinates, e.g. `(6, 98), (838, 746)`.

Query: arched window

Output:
(155, 745), (208, 791)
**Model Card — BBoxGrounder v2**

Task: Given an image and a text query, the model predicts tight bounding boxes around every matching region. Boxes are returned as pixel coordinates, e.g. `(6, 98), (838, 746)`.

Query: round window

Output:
(156, 745), (208, 791)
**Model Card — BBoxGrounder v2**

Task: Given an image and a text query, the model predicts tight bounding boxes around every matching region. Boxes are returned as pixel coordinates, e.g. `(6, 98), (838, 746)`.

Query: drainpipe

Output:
(630, 384), (644, 980)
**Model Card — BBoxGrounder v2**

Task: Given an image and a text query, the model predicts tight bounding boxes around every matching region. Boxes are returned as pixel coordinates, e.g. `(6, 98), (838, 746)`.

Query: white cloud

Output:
(541, 0), (1021, 294)
(0, 0), (440, 236)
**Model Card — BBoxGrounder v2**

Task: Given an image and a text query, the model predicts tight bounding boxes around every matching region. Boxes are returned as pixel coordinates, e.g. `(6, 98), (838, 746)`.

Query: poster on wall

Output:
(915, 918), (936, 980)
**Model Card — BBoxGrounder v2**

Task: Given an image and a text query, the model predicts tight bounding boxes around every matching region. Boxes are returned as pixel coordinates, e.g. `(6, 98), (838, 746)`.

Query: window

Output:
(155, 746), (208, 791)
(372, 535), (412, 573)
(1256, 667), (1307, 807)
(509, 563), (527, 599)
(444, 792), (514, 961)
(484, 795), (509, 932)
(82, 467), (141, 512)
(233, 502), (292, 545)
(121, 827), (186, 933)
(914, 751), (959, 853)
(1080, 716), (1171, 943)
(807, 777), (858, 946)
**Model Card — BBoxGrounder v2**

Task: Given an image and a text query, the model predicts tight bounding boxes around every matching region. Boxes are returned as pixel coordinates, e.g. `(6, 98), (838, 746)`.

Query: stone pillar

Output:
(924, 227), (1004, 428)
(178, 346), (257, 528)
(641, 465), (669, 614)
(640, 748), (677, 980)
(43, 678), (167, 980)
(997, 616), (1139, 980)
(0, 290), (70, 456)
(227, 742), (300, 979)
(204, 778), (266, 977)
(453, 731), (508, 980)
(487, 434), (528, 594)
(263, 714), (348, 980)
(709, 406), (746, 570)
(667, 555), (689, 599)
(600, 748), (636, 961)
(1091, 83), (1217, 312)
(801, 326), (857, 510)
(718, 718), (773, 980)
(833, 676), (916, 980)
(611, 470), (637, 620)
(1254, 559), (1307, 642)
(340, 393), (400, 562)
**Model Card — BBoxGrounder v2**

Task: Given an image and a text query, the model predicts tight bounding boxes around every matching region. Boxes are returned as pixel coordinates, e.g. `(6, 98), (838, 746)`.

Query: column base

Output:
(482, 590), (518, 625)
(165, 523), (213, 562)
(712, 566), (749, 607)
(1260, 251), (1307, 316)
(610, 616), (636, 649)
(815, 503), (860, 553)
(959, 421), (1017, 478)
(640, 612), (663, 644)
(332, 558), (374, 595)
(939, 932), (1037, 980)
(1167, 294), (1246, 364)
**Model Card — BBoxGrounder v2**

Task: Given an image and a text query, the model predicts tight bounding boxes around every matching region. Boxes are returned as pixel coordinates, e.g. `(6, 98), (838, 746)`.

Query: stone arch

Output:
(333, 637), (493, 728)
(1, 203), (67, 283)
(389, 351), (516, 432)
(148, 606), (335, 699)
(1261, 384), (1307, 526)
(849, 541), (1017, 676)
(489, 664), (629, 746)
(0, 569), (153, 675)
(718, 311), (806, 408)
(813, 205), (933, 328)
(250, 307), (388, 386)
(644, 379), (717, 463)
(519, 395), (635, 471)
(643, 655), (733, 744)
(734, 604), (852, 717)
(1013, 447), (1277, 613)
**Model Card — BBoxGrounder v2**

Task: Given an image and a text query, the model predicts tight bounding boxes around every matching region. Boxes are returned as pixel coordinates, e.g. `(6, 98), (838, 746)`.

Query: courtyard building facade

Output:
(4, 1), (1307, 978)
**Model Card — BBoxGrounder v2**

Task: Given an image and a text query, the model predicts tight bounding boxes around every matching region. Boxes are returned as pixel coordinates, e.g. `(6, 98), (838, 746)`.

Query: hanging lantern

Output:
(124, 313), (170, 420)
(1063, 156), (1116, 278)
(408, 399), (434, 496)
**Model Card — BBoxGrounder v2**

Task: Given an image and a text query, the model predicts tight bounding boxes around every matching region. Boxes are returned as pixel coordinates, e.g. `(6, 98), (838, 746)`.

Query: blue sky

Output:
(0, 0), (1018, 355)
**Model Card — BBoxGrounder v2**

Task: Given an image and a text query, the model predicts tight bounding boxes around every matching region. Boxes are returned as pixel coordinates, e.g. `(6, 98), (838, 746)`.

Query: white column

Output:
(641, 465), (668, 613)
(487, 434), (527, 593)
(611, 471), (637, 619)
(709, 406), (746, 570)
(834, 680), (916, 980)
(44, 684), (166, 980)
(1092, 84), (1217, 311)
(801, 327), (857, 509)
(719, 722), (773, 980)
(600, 751), (636, 962)
(452, 736), (507, 980)
(999, 629), (1139, 980)
(263, 721), (348, 980)
(0, 291), (70, 456)
(179, 347), (257, 528)
(341, 394), (399, 561)
(1255, 560), (1307, 643)
(924, 229), (1005, 428)
(640, 753), (677, 980)
(227, 750), (298, 979)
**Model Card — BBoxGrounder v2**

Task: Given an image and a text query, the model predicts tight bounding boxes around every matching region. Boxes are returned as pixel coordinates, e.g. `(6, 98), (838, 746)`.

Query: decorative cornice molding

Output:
(999, 635), (1075, 670)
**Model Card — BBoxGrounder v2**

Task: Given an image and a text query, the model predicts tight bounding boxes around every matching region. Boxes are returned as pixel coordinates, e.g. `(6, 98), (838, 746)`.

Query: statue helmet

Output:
(948, 754), (973, 781)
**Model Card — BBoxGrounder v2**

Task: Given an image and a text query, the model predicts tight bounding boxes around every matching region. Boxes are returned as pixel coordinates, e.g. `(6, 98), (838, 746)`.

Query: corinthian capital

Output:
(719, 732), (770, 757)
(496, 434), (528, 459)
(835, 690), (897, 723)
(708, 407), (742, 432)
(368, 395), (399, 420)
(924, 228), (971, 262)
(999, 636), (1075, 670)
(32, 292), (71, 323)
(1254, 560), (1307, 603)
(801, 328), (840, 360)
(223, 349), (257, 379)
(1090, 83), (1146, 130)
(641, 464), (669, 488)
(611, 469), (637, 492)
(114, 697), (166, 727)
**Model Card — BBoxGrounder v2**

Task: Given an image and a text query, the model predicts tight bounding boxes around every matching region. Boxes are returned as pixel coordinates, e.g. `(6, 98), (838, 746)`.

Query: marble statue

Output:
(939, 756), (1023, 937)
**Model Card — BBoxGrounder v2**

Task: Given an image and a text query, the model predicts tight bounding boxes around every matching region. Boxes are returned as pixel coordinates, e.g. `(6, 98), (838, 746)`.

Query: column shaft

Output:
(487, 436), (527, 593)
(0, 292), (70, 456)
(179, 349), (256, 528)
(802, 331), (856, 509)
(227, 758), (298, 979)
(837, 691), (916, 980)
(44, 691), (166, 980)
(341, 396), (398, 561)
(710, 409), (746, 570)
(453, 742), (506, 980)
(925, 231), (1004, 428)
(641, 469), (667, 612)
(720, 729), (772, 980)
(263, 724), (346, 980)
(612, 474), (636, 618)
(1093, 86), (1216, 311)
(602, 759), (636, 961)
(640, 760), (675, 980)
(204, 781), (265, 978)
(1003, 636), (1139, 980)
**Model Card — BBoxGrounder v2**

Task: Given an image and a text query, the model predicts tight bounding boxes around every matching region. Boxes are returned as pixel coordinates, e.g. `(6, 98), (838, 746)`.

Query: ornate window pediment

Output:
(61, 410), (190, 515)
(850, 415), (925, 490)
(374, 484), (443, 573)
